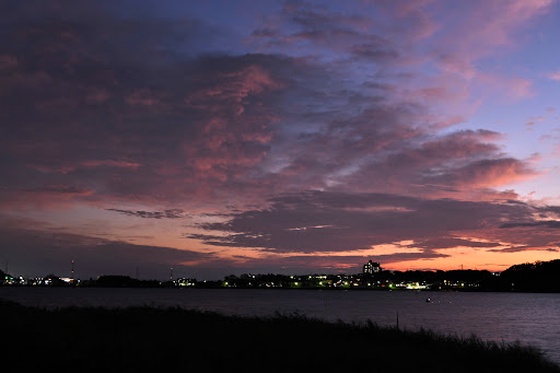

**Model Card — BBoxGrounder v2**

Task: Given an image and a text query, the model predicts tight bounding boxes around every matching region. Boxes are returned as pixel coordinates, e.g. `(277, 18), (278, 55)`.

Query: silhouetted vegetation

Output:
(1, 300), (558, 372)
(80, 275), (166, 288)
(499, 259), (560, 292)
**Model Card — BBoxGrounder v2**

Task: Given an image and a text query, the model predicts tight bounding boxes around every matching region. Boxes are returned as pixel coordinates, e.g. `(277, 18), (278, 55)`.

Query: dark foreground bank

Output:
(1, 300), (558, 373)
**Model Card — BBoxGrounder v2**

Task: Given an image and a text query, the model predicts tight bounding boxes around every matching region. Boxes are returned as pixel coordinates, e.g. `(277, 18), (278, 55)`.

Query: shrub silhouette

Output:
(1, 300), (559, 372)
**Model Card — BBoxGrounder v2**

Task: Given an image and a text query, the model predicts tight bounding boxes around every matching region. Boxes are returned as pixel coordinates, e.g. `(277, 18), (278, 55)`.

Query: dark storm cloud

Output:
(189, 190), (544, 253)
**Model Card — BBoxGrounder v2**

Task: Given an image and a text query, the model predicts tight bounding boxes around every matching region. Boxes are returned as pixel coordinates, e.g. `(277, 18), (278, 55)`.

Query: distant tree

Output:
(501, 259), (560, 292)
(95, 275), (141, 287)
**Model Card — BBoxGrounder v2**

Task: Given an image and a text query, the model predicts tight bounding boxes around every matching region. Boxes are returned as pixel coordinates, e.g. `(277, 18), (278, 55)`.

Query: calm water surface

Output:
(2, 287), (559, 365)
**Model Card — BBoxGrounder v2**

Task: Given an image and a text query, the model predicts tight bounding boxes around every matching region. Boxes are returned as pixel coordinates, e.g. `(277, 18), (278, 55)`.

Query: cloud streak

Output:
(107, 209), (186, 219)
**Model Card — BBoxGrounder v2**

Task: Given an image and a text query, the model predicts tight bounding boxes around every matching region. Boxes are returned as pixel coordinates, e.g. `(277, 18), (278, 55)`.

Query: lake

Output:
(2, 287), (559, 365)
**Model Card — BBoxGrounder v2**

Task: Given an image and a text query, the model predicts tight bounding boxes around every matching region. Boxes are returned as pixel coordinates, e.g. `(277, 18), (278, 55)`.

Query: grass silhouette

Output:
(2, 300), (558, 372)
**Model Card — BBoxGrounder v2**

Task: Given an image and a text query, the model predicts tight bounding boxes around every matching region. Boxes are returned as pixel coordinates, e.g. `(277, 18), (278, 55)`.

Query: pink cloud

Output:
(420, 0), (552, 106)
(185, 65), (281, 114)
(85, 88), (111, 104)
(0, 54), (18, 71)
(0, 185), (96, 210)
(438, 0), (553, 56)
(80, 160), (141, 170)
(30, 160), (141, 174)
(387, 0), (439, 40)
(447, 158), (537, 188)
(548, 71), (560, 81)
(125, 89), (162, 107)
(419, 130), (503, 159)
(479, 74), (535, 101)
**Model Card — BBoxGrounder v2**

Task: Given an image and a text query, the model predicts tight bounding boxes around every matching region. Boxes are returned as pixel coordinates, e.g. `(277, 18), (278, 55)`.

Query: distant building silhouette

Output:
(363, 260), (382, 274)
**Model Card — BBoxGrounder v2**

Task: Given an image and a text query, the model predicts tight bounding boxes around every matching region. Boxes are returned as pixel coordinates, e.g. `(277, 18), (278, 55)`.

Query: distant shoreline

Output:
(5, 259), (560, 292)
(4, 284), (560, 293)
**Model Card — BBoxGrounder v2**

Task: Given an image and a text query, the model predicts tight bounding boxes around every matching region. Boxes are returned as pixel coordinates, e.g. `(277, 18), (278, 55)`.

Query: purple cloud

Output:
(189, 191), (551, 254)
(1, 1), (558, 278)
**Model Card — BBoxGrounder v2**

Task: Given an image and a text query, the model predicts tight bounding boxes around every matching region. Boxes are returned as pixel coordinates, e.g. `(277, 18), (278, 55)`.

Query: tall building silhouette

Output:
(363, 260), (382, 274)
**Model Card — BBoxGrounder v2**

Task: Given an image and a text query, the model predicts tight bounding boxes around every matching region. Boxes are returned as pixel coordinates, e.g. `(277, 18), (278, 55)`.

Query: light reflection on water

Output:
(2, 287), (559, 364)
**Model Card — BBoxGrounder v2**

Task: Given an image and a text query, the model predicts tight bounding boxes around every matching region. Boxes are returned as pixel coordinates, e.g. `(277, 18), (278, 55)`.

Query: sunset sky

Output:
(2, 0), (560, 281)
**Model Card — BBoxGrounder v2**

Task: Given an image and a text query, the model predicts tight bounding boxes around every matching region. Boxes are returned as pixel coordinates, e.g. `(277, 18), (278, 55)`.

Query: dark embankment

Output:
(1, 300), (558, 373)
